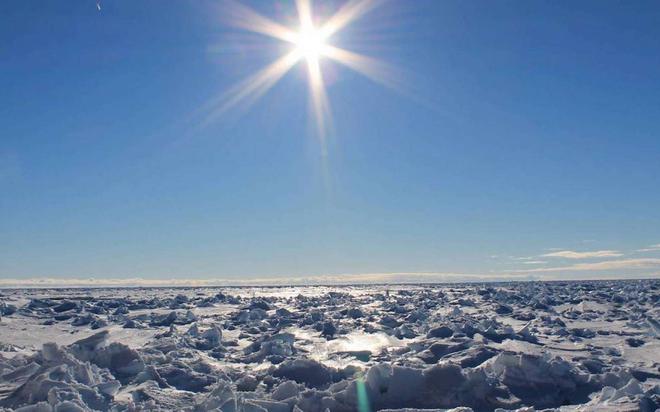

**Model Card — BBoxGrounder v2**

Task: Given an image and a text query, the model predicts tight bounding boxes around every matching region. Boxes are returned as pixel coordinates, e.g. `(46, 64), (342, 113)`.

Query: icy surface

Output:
(0, 280), (658, 411)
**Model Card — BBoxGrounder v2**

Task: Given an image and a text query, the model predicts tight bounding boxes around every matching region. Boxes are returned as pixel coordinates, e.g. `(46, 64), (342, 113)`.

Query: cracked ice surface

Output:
(0, 280), (658, 411)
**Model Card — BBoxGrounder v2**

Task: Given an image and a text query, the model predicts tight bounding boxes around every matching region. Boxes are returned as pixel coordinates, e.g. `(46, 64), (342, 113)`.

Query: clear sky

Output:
(1, 0), (660, 284)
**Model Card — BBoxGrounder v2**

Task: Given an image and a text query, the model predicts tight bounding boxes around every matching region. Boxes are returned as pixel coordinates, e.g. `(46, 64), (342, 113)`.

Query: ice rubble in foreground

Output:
(0, 280), (658, 411)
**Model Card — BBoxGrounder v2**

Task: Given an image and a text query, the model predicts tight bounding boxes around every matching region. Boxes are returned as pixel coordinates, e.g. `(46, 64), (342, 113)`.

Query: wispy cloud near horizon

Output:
(540, 250), (623, 259)
(514, 258), (660, 273)
(637, 244), (660, 253)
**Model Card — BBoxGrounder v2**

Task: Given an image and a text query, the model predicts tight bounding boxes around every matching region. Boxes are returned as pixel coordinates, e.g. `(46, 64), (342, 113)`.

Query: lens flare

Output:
(207, 0), (398, 140)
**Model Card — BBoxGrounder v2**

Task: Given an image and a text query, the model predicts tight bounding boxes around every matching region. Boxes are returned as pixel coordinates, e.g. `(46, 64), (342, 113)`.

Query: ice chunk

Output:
(273, 358), (332, 388)
(427, 325), (454, 339)
(201, 325), (223, 346)
(272, 380), (300, 401)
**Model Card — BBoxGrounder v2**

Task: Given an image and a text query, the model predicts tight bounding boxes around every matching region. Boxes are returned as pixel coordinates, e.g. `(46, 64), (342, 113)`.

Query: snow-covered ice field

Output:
(0, 280), (658, 411)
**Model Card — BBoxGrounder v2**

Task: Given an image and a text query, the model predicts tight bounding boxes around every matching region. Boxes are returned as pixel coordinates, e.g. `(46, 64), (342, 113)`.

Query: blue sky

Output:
(1, 0), (660, 284)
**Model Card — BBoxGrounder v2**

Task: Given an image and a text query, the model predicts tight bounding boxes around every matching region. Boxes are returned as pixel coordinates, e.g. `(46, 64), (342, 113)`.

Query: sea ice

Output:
(0, 280), (658, 411)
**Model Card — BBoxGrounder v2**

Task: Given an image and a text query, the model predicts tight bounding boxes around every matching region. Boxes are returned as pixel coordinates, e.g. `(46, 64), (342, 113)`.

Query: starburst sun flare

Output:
(208, 0), (394, 139)
(294, 25), (328, 61)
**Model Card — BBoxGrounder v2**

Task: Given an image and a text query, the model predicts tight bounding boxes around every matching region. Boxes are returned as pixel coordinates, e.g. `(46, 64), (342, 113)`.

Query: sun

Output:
(208, 0), (395, 140)
(294, 26), (328, 62)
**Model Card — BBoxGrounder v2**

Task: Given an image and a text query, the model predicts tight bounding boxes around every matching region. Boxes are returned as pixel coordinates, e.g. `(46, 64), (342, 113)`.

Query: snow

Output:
(0, 279), (659, 411)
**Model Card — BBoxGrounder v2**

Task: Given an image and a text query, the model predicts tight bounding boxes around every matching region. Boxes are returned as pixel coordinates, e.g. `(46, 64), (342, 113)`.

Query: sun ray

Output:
(295, 0), (314, 30)
(320, 0), (382, 38)
(306, 57), (332, 143)
(220, 0), (297, 43)
(200, 50), (301, 127)
(323, 45), (400, 91)
(295, 0), (333, 141)
(325, 45), (435, 111)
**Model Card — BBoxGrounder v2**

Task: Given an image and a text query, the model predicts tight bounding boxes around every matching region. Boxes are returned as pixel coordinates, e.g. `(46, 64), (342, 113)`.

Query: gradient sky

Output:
(1, 0), (660, 283)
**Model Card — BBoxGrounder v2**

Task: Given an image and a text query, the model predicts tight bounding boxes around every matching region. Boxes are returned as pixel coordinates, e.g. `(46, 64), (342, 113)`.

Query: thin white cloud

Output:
(541, 250), (623, 259)
(637, 244), (660, 253)
(522, 260), (547, 265)
(514, 258), (660, 273)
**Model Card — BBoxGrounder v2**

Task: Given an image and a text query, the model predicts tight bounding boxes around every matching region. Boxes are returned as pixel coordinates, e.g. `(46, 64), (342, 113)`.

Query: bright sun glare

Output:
(294, 27), (328, 61)
(209, 0), (395, 140)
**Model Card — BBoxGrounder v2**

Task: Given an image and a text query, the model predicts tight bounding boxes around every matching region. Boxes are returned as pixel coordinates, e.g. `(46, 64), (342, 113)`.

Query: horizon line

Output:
(0, 272), (658, 289)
